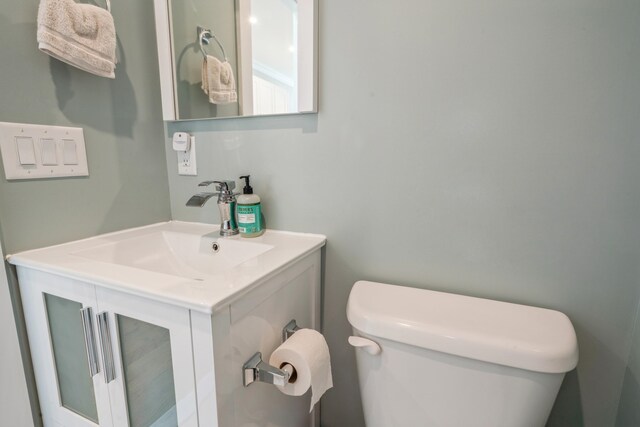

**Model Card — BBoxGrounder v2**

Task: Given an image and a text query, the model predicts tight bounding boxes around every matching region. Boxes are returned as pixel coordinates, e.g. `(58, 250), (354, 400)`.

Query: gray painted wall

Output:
(616, 301), (640, 426)
(0, 1), (170, 424)
(165, 1), (640, 426)
(0, 229), (33, 426)
(0, 0), (171, 254)
(2, 0), (639, 426)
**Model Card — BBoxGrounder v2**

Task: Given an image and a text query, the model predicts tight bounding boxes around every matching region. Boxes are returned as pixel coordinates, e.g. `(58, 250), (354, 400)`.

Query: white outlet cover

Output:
(178, 136), (197, 176)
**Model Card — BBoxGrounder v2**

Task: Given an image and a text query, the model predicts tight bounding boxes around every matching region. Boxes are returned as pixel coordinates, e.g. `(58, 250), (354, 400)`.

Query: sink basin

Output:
(72, 230), (273, 280)
(7, 221), (326, 313)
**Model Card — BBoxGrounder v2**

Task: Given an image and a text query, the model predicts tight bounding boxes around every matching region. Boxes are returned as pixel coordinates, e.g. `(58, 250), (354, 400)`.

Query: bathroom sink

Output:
(7, 221), (326, 312)
(72, 230), (274, 280)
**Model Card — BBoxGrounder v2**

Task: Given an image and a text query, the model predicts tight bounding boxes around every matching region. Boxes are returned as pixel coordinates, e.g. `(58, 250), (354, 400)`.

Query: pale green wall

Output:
(2, 1), (640, 426)
(0, 226), (33, 427)
(0, 0), (170, 253)
(616, 301), (640, 426)
(165, 1), (640, 426)
(0, 1), (170, 424)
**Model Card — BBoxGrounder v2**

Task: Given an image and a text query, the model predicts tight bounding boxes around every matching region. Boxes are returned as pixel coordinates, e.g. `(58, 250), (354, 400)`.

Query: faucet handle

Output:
(198, 180), (236, 193)
(213, 180), (236, 193)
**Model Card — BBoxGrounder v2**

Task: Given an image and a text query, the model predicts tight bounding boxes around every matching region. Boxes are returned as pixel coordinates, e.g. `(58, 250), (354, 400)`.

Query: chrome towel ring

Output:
(198, 25), (228, 62)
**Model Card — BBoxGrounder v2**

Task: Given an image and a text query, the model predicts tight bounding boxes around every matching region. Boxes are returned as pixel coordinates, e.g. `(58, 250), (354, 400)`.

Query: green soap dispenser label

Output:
(237, 204), (262, 234)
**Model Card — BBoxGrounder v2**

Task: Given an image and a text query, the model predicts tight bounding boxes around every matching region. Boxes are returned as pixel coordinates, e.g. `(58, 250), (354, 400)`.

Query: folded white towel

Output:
(37, 0), (117, 79)
(201, 55), (237, 104)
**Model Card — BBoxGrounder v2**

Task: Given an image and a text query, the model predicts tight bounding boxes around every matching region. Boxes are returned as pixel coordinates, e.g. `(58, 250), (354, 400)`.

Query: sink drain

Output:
(211, 242), (220, 252)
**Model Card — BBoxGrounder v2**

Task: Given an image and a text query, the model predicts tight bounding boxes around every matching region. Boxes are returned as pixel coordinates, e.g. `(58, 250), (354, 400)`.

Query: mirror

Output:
(153, 0), (317, 121)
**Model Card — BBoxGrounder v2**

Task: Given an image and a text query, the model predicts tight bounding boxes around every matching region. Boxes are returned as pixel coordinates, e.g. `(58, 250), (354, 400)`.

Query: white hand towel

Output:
(201, 55), (237, 104)
(37, 0), (117, 79)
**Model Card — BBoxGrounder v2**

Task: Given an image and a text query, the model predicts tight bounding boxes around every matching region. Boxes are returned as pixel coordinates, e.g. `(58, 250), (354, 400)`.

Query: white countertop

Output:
(7, 221), (326, 314)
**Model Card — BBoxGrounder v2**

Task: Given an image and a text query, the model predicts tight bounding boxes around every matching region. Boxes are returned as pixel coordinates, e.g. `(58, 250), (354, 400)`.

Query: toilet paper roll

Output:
(269, 328), (333, 412)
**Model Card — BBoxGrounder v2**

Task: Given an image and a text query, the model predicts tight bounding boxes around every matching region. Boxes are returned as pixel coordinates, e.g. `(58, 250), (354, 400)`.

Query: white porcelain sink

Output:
(7, 221), (326, 313)
(72, 230), (274, 280)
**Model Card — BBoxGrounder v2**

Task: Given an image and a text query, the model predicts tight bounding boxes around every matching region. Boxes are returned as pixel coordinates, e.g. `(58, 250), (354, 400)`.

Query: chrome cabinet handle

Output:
(80, 307), (100, 377)
(97, 312), (116, 383)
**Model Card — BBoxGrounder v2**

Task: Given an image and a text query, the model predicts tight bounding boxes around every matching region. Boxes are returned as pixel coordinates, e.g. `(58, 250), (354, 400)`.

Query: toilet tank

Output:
(347, 281), (579, 427)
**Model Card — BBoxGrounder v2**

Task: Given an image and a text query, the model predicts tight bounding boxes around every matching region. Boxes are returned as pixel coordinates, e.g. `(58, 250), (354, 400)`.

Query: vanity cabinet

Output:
(11, 221), (325, 427)
(19, 270), (197, 427)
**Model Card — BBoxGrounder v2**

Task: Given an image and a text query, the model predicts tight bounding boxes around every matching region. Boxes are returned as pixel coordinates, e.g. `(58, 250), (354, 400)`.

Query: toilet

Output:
(347, 281), (579, 427)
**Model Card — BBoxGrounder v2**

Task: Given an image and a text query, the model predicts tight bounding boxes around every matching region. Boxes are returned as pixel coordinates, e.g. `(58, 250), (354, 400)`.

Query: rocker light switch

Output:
(41, 138), (58, 165)
(16, 136), (36, 165)
(62, 139), (78, 165)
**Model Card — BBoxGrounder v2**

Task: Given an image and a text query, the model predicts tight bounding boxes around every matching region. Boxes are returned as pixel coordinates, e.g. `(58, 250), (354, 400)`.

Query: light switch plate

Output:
(0, 122), (89, 180)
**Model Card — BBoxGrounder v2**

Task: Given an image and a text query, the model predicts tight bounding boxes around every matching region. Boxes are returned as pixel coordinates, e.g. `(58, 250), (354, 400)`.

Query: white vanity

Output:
(8, 221), (325, 427)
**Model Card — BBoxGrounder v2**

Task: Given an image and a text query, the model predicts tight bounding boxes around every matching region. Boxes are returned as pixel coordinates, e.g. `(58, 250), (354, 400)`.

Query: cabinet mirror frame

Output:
(153, 0), (318, 121)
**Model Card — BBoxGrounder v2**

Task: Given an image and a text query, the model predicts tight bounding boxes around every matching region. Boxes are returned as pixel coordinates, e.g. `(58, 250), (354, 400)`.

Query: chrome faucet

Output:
(186, 180), (239, 236)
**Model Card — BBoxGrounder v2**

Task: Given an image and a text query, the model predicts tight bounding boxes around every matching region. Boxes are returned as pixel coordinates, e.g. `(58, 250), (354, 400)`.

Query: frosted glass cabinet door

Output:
(18, 277), (113, 427)
(45, 294), (99, 422)
(96, 288), (198, 427)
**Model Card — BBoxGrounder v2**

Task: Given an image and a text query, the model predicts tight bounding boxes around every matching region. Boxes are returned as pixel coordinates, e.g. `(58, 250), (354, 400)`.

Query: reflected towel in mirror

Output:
(201, 55), (237, 104)
(37, 0), (117, 79)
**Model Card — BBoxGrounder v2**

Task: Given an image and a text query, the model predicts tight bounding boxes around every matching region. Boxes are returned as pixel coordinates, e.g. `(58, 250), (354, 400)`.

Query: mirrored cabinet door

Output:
(96, 288), (198, 427)
(19, 278), (113, 427)
(153, 0), (317, 120)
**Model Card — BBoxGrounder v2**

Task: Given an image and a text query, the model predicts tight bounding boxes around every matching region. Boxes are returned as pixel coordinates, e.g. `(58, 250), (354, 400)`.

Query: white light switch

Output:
(63, 139), (78, 165)
(41, 138), (58, 165)
(16, 137), (36, 165)
(0, 122), (89, 180)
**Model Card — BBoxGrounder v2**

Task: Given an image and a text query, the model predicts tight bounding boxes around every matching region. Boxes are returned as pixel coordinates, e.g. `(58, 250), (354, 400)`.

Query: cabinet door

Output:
(95, 288), (198, 427)
(19, 274), (113, 427)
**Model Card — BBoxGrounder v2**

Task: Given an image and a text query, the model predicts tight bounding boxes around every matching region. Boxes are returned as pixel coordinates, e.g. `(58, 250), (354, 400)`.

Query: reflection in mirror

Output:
(154, 0), (317, 121)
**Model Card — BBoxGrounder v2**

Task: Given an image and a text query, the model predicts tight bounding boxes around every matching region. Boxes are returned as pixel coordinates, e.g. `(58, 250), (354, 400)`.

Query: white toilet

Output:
(347, 281), (579, 427)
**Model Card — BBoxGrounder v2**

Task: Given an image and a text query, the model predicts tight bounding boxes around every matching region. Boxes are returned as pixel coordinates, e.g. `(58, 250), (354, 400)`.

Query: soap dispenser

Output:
(237, 175), (265, 237)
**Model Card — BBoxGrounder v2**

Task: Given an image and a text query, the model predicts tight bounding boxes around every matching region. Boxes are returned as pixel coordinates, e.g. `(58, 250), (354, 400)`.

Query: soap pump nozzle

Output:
(240, 175), (253, 194)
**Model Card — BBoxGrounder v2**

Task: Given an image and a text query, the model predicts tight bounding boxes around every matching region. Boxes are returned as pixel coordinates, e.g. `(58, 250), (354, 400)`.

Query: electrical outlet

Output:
(177, 136), (197, 175)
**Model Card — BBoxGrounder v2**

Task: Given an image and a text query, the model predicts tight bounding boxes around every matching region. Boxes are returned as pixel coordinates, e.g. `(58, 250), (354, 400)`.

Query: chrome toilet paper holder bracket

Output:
(282, 318), (300, 341)
(242, 352), (291, 387)
(242, 319), (300, 388)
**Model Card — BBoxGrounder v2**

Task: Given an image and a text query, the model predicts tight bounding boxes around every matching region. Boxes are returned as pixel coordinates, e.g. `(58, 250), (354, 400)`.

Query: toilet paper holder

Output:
(242, 319), (301, 387)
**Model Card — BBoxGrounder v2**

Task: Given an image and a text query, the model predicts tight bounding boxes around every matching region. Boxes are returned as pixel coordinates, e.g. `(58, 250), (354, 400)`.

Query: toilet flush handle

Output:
(348, 336), (381, 355)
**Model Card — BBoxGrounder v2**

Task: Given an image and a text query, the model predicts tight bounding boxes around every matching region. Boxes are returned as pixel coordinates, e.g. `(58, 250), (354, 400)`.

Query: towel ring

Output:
(198, 26), (228, 62)
(96, 0), (111, 12)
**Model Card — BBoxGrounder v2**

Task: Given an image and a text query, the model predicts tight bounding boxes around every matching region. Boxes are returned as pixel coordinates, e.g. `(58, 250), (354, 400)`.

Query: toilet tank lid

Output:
(347, 281), (578, 374)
